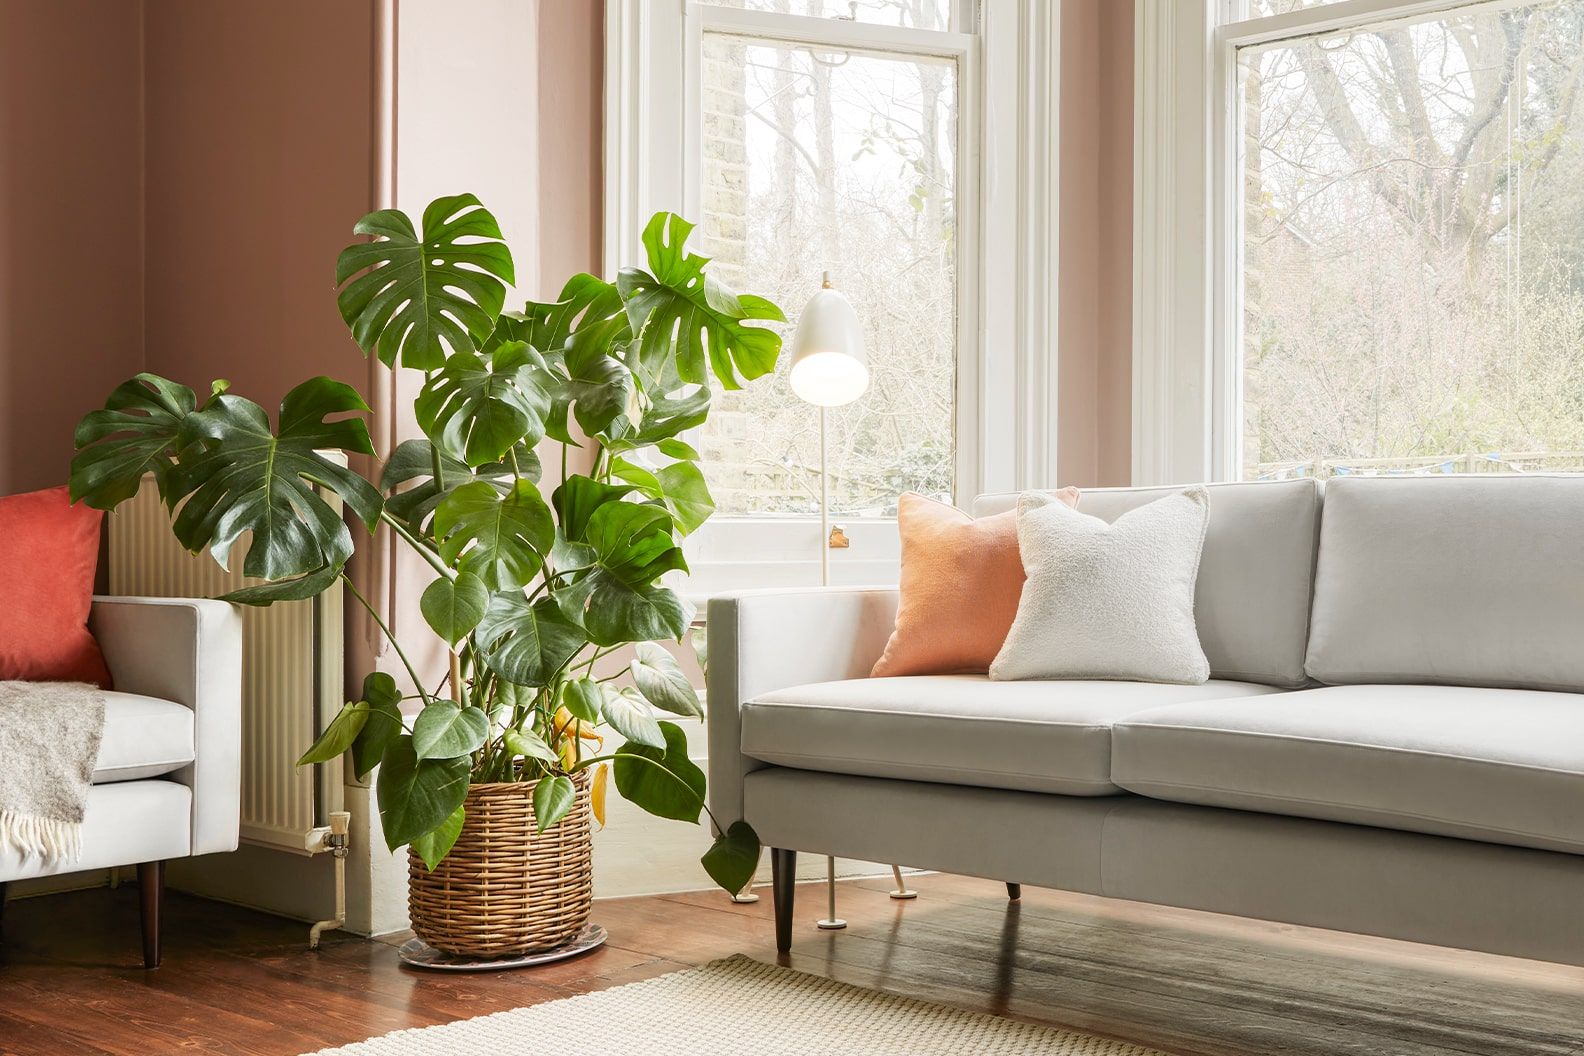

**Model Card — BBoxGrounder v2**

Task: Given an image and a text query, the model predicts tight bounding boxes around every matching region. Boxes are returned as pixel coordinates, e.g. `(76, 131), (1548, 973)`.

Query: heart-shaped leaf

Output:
(616, 213), (785, 390)
(350, 673), (405, 781)
(600, 685), (664, 749)
(411, 699), (489, 760)
(611, 458), (715, 536)
(559, 678), (603, 724)
(552, 475), (636, 544)
(410, 803), (465, 872)
(503, 725), (559, 766)
(420, 572), (488, 646)
(555, 501), (691, 645)
(377, 736), (471, 851)
(532, 774), (578, 833)
(702, 820), (761, 895)
(295, 700), (369, 767)
(171, 378), (382, 582)
(475, 591), (586, 686)
(70, 373), (198, 510)
(415, 341), (552, 467)
(434, 479), (553, 590)
(335, 194), (515, 370)
(631, 642), (703, 718)
(613, 720), (705, 822)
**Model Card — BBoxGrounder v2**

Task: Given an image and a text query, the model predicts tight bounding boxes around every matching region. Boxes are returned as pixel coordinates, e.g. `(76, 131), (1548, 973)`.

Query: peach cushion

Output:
(871, 489), (1080, 677)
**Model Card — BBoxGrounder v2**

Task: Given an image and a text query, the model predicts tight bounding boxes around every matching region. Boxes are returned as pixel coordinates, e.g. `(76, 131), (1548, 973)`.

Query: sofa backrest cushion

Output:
(1306, 475), (1584, 691)
(973, 479), (1322, 687)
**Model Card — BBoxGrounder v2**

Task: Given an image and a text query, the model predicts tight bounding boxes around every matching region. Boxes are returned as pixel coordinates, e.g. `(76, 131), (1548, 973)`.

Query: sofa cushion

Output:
(92, 692), (195, 784)
(1113, 684), (1584, 854)
(742, 675), (1281, 796)
(974, 479), (1321, 687)
(1306, 475), (1584, 691)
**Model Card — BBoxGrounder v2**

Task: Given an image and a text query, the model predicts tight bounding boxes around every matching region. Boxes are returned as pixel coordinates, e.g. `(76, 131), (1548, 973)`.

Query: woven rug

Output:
(306, 954), (1170, 1055)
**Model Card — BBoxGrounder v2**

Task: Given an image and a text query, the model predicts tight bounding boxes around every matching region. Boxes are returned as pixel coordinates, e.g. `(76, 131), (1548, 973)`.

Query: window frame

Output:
(1137, 0), (1536, 485)
(606, 0), (1059, 592)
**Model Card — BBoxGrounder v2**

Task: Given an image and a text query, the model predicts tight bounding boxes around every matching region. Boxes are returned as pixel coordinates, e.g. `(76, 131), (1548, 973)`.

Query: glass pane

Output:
(700, 0), (954, 32)
(1238, 0), (1584, 481)
(1245, 0), (1350, 16)
(697, 32), (958, 516)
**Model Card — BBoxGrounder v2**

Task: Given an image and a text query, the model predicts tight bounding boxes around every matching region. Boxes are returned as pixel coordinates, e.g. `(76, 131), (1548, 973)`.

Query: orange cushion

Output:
(872, 489), (1080, 677)
(0, 486), (112, 686)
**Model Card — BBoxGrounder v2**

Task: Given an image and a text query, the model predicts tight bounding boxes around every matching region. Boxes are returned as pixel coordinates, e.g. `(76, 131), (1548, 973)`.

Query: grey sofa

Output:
(708, 475), (1584, 966)
(0, 597), (242, 967)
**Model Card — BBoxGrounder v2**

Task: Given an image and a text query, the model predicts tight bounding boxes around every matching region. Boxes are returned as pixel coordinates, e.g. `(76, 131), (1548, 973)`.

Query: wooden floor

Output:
(1, 874), (1582, 1056)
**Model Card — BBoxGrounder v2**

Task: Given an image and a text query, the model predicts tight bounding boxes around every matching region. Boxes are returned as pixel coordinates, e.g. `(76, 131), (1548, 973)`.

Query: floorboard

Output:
(1, 875), (1581, 1056)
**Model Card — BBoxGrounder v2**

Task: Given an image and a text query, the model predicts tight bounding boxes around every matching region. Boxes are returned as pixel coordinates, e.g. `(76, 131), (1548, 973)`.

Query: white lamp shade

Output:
(789, 286), (869, 407)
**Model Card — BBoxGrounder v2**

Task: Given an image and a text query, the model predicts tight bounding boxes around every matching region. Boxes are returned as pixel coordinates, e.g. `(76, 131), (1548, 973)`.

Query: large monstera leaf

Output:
(556, 500), (691, 645)
(518, 274), (630, 358)
(474, 590), (585, 685)
(334, 194), (515, 370)
(381, 438), (539, 535)
(70, 374), (200, 510)
(414, 340), (552, 467)
(616, 213), (785, 390)
(170, 378), (382, 587)
(433, 479), (554, 590)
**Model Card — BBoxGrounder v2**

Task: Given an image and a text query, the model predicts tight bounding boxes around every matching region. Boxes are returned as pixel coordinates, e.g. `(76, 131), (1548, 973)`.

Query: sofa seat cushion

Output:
(92, 692), (195, 784)
(1113, 684), (1584, 854)
(741, 675), (1281, 796)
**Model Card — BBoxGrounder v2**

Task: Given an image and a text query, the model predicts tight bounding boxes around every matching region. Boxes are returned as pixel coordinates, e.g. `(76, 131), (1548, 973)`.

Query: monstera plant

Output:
(69, 195), (776, 900)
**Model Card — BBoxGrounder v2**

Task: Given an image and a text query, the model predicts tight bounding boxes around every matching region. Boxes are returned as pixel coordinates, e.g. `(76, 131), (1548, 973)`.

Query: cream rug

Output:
(307, 954), (1170, 1055)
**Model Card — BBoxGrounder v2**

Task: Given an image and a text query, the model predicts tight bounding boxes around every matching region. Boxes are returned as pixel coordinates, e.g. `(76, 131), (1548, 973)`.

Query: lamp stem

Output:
(819, 404), (830, 588)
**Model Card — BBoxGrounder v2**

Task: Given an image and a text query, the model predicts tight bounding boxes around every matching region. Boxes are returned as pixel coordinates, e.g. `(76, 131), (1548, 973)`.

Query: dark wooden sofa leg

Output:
(0, 880), (8, 939)
(1006, 882), (1022, 902)
(138, 861), (165, 969)
(771, 848), (796, 953)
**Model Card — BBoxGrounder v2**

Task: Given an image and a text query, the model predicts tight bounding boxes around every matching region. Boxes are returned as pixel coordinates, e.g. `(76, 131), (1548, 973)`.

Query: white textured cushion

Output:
(991, 487), (1211, 684)
(741, 675), (1281, 795)
(975, 480), (1323, 688)
(93, 691), (196, 784)
(1114, 684), (1584, 854)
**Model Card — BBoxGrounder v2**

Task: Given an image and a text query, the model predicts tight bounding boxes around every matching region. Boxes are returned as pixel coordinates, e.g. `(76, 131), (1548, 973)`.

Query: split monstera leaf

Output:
(68, 197), (780, 895)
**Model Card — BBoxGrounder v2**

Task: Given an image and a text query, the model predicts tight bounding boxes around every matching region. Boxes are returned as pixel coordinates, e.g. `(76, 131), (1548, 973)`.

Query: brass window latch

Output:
(827, 525), (851, 549)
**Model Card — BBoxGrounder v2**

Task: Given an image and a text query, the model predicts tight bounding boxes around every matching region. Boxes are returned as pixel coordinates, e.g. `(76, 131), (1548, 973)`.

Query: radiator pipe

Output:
(308, 811), (351, 949)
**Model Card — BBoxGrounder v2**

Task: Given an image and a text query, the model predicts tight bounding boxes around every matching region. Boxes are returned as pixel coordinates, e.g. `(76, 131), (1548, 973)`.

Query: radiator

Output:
(108, 478), (345, 854)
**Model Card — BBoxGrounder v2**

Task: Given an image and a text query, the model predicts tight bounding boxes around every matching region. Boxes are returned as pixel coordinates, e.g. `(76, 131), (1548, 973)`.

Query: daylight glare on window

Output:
(1238, 0), (1584, 480)
(697, 32), (959, 517)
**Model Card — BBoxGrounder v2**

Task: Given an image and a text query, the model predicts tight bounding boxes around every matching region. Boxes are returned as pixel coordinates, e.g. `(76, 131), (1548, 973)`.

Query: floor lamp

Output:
(788, 274), (916, 931)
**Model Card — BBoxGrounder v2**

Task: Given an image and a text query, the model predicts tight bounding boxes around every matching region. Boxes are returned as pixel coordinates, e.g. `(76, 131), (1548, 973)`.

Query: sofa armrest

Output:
(706, 588), (899, 831)
(89, 596), (243, 857)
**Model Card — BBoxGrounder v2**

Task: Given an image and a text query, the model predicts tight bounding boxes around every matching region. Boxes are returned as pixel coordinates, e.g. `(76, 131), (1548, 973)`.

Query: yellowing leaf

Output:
(591, 762), (609, 829)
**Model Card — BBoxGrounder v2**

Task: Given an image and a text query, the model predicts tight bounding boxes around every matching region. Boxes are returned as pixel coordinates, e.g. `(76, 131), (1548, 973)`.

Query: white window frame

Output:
(606, 0), (1061, 592)
(1136, 0), (1522, 485)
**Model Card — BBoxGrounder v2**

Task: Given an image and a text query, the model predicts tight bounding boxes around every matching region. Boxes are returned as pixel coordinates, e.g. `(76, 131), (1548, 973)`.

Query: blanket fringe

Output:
(0, 809), (83, 864)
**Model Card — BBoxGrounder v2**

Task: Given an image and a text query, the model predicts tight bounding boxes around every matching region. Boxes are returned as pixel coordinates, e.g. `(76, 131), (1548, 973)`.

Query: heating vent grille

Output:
(107, 479), (343, 853)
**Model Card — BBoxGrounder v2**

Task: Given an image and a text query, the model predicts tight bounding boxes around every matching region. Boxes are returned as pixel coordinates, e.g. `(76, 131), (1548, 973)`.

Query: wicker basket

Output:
(407, 769), (593, 957)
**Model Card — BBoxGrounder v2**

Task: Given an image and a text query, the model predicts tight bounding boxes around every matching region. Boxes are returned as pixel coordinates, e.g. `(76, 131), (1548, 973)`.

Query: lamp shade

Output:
(789, 282), (869, 407)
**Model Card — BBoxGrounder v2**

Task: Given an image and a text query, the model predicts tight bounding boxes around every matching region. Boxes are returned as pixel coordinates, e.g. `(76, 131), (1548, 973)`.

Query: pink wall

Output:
(537, 0), (605, 288)
(0, 0), (146, 494)
(1058, 0), (1133, 488)
(143, 1), (377, 412)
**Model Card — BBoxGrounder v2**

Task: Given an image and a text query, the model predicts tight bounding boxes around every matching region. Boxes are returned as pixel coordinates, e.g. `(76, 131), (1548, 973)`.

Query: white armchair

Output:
(0, 597), (241, 967)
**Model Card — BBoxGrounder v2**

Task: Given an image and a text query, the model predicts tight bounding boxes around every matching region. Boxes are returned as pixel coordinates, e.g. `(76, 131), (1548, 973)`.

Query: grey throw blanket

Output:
(0, 681), (105, 863)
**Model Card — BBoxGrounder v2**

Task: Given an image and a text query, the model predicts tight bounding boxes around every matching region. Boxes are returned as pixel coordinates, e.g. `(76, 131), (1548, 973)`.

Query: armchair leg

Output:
(1006, 882), (1022, 901)
(138, 861), (165, 969)
(771, 848), (796, 954)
